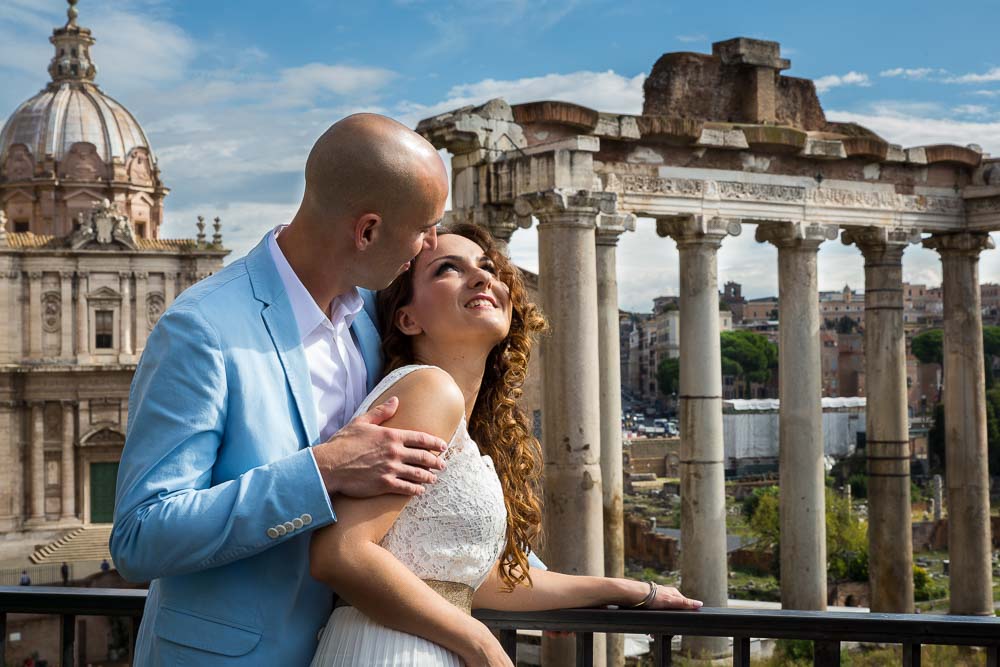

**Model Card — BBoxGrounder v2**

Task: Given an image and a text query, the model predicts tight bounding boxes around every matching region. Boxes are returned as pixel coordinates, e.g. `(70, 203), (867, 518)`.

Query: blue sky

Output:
(3, 0), (1000, 310)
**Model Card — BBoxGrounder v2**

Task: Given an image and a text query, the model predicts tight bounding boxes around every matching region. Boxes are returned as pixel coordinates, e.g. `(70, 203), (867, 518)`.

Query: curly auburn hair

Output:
(376, 222), (547, 591)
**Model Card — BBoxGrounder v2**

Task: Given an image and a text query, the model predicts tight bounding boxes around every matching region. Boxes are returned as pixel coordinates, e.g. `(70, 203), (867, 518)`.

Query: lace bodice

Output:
(351, 365), (507, 590)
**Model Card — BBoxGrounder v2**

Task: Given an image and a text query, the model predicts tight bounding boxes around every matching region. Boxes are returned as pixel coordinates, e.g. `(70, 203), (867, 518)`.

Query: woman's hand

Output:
(646, 582), (703, 610)
(458, 623), (514, 667)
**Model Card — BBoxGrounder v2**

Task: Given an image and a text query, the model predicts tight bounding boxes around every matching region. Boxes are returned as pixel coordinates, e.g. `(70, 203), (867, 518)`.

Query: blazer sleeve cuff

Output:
(307, 447), (337, 522)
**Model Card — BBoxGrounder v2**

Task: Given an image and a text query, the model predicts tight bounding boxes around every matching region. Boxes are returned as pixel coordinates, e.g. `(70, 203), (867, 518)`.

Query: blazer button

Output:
(275, 524), (288, 536)
(292, 517), (304, 530)
(301, 513), (313, 525)
(267, 527), (279, 539)
(283, 521), (295, 532)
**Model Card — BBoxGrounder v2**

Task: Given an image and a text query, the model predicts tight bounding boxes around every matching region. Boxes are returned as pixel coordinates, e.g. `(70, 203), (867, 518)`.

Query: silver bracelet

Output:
(631, 580), (658, 609)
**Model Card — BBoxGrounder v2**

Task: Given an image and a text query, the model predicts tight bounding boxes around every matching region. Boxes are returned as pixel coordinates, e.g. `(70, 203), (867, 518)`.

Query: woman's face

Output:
(396, 233), (512, 351)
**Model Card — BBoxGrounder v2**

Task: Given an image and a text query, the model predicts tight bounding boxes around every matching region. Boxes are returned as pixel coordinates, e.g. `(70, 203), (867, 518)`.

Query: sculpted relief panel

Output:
(42, 292), (61, 333)
(146, 293), (165, 331)
(60, 142), (104, 181)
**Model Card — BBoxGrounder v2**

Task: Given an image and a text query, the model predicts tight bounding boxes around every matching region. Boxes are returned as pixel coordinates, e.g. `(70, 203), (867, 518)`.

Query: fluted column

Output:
(842, 227), (917, 613)
(515, 189), (611, 667)
(59, 271), (73, 358)
(119, 271), (133, 356)
(134, 271), (149, 353)
(756, 221), (837, 611)
(923, 231), (995, 615)
(29, 401), (45, 522)
(76, 271), (89, 360)
(60, 401), (76, 520)
(28, 272), (42, 358)
(596, 211), (635, 667)
(659, 215), (741, 656)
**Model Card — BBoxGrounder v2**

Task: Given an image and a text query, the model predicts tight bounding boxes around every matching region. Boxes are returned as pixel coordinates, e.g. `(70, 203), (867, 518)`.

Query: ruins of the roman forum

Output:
(0, 2), (998, 665)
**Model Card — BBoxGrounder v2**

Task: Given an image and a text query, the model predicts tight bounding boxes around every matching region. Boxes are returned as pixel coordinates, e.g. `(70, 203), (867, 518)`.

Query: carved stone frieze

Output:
(965, 197), (1000, 215)
(900, 194), (963, 214)
(717, 181), (805, 203)
(807, 187), (897, 210)
(614, 175), (703, 197)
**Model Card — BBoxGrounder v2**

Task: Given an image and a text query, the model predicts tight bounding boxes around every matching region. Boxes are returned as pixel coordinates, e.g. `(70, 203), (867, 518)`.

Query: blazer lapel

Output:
(247, 235), (320, 446)
(352, 289), (383, 393)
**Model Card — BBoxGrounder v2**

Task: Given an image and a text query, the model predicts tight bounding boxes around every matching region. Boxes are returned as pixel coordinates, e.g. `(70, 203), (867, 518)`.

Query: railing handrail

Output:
(472, 607), (1000, 646)
(0, 585), (146, 616)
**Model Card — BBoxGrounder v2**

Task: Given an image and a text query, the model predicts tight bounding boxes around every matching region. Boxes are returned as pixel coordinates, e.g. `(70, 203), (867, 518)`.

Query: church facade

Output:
(0, 2), (226, 541)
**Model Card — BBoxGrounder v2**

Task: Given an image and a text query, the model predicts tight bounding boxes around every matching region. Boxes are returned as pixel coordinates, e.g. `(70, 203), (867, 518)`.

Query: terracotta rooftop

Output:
(4, 232), (211, 252)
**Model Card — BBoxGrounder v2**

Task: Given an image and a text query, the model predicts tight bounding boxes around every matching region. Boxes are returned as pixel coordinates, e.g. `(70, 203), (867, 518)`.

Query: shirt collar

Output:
(267, 226), (363, 340)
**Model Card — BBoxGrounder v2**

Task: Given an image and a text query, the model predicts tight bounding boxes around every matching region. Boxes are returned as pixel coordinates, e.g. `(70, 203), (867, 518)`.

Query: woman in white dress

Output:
(309, 223), (701, 666)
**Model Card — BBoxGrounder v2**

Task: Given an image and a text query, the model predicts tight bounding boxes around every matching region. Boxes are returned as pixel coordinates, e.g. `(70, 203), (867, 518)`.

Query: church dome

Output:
(0, 0), (155, 170)
(0, 0), (167, 239)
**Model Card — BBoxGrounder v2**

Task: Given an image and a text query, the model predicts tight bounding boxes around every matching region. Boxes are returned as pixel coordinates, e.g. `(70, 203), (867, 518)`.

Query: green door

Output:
(89, 462), (119, 524)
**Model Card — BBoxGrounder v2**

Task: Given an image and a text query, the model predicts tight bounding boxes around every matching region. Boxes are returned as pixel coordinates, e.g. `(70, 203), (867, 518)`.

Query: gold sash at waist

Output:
(335, 579), (474, 615)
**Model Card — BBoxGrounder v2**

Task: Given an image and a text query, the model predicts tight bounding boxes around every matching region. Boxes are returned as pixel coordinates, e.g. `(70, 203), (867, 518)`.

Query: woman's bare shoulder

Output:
(370, 367), (465, 442)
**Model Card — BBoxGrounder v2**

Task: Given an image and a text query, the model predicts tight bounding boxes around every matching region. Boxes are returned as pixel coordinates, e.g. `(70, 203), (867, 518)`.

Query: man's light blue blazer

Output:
(110, 233), (384, 666)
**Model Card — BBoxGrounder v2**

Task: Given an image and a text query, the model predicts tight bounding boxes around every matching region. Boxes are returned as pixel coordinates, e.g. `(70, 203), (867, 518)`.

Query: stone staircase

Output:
(30, 525), (113, 564)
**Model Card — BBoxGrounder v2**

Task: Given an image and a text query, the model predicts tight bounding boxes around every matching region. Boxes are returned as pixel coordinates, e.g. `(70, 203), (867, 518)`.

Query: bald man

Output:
(111, 115), (454, 666)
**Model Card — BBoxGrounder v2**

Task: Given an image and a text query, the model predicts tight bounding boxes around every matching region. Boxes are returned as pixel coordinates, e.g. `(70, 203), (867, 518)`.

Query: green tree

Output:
(720, 330), (778, 397)
(657, 357), (680, 397)
(911, 329), (944, 365)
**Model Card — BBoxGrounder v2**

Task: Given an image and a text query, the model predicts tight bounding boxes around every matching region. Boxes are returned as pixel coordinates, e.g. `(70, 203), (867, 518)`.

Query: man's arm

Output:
(110, 306), (338, 582)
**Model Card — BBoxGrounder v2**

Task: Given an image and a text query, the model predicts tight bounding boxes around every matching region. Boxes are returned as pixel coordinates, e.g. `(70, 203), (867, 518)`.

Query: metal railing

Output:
(2, 586), (999, 666)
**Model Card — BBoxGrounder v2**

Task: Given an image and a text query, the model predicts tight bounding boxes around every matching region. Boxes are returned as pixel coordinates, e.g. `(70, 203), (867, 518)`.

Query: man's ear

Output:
(354, 213), (381, 251)
(395, 306), (423, 336)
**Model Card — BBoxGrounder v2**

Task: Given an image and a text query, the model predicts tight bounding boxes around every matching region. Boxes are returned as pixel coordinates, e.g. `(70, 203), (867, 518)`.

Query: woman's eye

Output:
(435, 262), (458, 275)
(482, 263), (497, 275)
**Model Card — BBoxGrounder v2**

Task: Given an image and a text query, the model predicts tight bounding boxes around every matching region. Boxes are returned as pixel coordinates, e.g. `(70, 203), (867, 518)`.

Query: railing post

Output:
(499, 628), (517, 661)
(903, 642), (921, 666)
(575, 631), (594, 667)
(987, 645), (998, 667)
(652, 635), (673, 666)
(1, 611), (6, 659)
(813, 640), (840, 666)
(61, 613), (76, 667)
(733, 636), (751, 667)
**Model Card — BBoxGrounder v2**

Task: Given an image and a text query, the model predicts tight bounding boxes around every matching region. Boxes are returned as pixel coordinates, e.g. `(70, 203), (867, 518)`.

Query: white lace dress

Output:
(310, 365), (508, 666)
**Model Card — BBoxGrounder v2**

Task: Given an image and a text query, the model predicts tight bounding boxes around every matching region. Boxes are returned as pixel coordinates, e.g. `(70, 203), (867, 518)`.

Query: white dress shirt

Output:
(267, 226), (368, 442)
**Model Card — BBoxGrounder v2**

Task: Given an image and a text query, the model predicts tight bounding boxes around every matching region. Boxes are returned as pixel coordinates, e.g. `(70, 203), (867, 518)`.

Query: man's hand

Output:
(312, 396), (448, 497)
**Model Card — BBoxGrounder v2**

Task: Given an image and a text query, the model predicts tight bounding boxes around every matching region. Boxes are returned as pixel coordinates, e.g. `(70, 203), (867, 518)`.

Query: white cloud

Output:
(399, 69), (646, 125)
(676, 34), (707, 44)
(275, 63), (397, 107)
(973, 90), (1000, 98)
(952, 104), (990, 116)
(945, 67), (1000, 84)
(162, 201), (299, 261)
(879, 67), (940, 80)
(827, 108), (1000, 154)
(814, 71), (871, 94)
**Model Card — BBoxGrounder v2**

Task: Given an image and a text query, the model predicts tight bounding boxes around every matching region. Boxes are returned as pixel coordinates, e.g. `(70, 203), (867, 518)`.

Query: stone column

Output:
(515, 189), (611, 667)
(28, 272), (42, 358)
(119, 271), (133, 356)
(29, 401), (45, 522)
(60, 401), (76, 520)
(596, 211), (635, 667)
(164, 271), (177, 307)
(76, 271), (89, 360)
(659, 215), (741, 656)
(923, 232), (995, 615)
(842, 227), (917, 613)
(134, 271), (149, 353)
(756, 222), (837, 611)
(60, 271), (73, 358)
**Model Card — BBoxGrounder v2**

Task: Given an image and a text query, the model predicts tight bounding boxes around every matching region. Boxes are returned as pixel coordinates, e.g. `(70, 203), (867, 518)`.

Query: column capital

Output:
(842, 226), (920, 263)
(5, 270), (19, 279)
(923, 231), (995, 257)
(445, 204), (529, 242)
(118, 270), (133, 279)
(164, 271), (178, 279)
(514, 189), (616, 229)
(595, 212), (636, 246)
(59, 270), (75, 279)
(755, 221), (837, 249)
(134, 271), (148, 280)
(655, 215), (741, 247)
(60, 399), (78, 408)
(28, 271), (42, 280)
